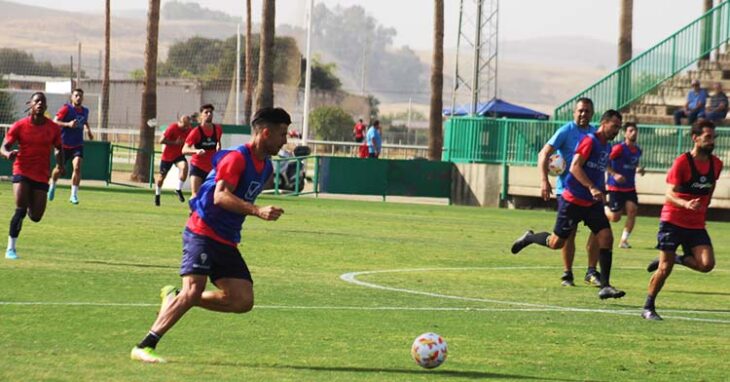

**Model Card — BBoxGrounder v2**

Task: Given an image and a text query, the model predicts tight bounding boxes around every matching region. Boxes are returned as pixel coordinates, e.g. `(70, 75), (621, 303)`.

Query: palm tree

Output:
(255, 0), (275, 109)
(100, 0), (111, 141)
(428, 0), (444, 161)
(618, 0), (632, 65)
(243, 0), (254, 124)
(131, 0), (160, 182)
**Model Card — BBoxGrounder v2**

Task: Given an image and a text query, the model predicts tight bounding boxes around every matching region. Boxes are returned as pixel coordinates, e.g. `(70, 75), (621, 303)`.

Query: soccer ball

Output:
(548, 153), (566, 176)
(411, 332), (448, 369)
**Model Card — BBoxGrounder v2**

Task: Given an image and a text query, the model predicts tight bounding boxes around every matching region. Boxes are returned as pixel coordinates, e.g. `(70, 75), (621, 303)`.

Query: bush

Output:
(309, 106), (354, 141)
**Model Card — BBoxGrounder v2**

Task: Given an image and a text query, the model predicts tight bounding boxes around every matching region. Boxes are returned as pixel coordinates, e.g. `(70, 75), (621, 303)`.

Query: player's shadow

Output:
(195, 361), (600, 381)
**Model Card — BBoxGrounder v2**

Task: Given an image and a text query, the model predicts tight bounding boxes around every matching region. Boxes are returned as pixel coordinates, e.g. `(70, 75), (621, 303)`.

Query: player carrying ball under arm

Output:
(131, 107), (291, 363)
(511, 110), (626, 300)
(642, 120), (722, 321)
(1, 92), (64, 260)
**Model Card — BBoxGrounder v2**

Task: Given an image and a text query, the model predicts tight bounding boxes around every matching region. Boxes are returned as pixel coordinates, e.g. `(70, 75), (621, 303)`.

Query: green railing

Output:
(443, 117), (730, 171)
(554, 1), (730, 120)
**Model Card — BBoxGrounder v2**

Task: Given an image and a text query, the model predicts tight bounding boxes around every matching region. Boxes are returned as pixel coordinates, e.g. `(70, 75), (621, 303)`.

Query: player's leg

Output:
(48, 163), (62, 201)
(69, 155), (82, 204)
(155, 161), (170, 206)
(585, 204), (624, 299)
(584, 233), (601, 287)
(620, 199), (639, 248)
(676, 244), (715, 273)
(6, 180), (31, 259)
(189, 175), (203, 199)
(131, 274), (207, 363)
(604, 191), (623, 223)
(174, 158), (188, 202)
(643, 250), (676, 320)
(559, 228), (577, 286)
(511, 197), (574, 255)
(198, 278), (254, 313)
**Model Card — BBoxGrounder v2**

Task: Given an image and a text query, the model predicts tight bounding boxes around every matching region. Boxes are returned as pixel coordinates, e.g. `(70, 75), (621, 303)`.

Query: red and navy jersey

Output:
(185, 124), (222, 172)
(660, 153), (722, 229)
(160, 123), (191, 161)
(187, 143), (272, 246)
(563, 133), (611, 206)
(606, 142), (642, 192)
(56, 103), (89, 148)
(5, 116), (62, 183)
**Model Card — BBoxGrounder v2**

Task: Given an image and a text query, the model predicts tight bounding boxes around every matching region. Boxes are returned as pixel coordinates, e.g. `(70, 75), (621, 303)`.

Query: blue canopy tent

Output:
(443, 98), (549, 120)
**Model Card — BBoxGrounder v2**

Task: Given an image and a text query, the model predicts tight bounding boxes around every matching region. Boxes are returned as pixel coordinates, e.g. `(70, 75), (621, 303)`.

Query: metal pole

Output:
(494, 0), (500, 99)
(471, 0), (483, 116)
(236, 23), (241, 125)
(451, 0), (465, 116)
(302, 0), (314, 145)
(77, 42), (82, 87)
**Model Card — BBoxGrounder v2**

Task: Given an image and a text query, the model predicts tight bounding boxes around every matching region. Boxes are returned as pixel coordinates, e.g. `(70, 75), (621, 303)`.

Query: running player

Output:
(130, 107), (290, 363)
(605, 122), (645, 248)
(48, 88), (94, 205)
(155, 114), (192, 206)
(183, 104), (222, 198)
(537, 98), (601, 287)
(1, 92), (64, 259)
(511, 110), (626, 300)
(642, 120), (721, 320)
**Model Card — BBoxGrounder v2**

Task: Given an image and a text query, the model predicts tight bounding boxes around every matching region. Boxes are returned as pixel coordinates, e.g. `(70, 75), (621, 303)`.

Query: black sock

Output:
(587, 266), (597, 275)
(526, 232), (551, 247)
(137, 331), (162, 349)
(643, 295), (656, 310)
(598, 248), (612, 287)
(9, 208), (26, 238)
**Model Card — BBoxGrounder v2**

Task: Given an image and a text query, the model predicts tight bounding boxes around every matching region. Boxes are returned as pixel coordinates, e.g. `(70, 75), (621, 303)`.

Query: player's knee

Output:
(178, 288), (203, 306)
(549, 237), (565, 249)
(698, 260), (715, 273)
(232, 299), (254, 314)
(28, 212), (42, 222)
(609, 213), (621, 223)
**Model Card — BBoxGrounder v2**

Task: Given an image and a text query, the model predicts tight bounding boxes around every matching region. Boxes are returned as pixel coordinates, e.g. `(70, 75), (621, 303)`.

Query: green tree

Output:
(0, 48), (63, 76)
(300, 58), (342, 91)
(0, 80), (16, 124)
(309, 106), (354, 141)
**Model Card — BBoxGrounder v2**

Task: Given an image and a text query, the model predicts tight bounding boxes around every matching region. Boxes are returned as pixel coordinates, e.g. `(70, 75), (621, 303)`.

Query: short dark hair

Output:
(623, 122), (637, 131)
(691, 119), (715, 136)
(576, 97), (594, 108)
(200, 103), (215, 112)
(372, 119), (380, 127)
(72, 88), (84, 95)
(600, 109), (622, 123)
(251, 107), (292, 131)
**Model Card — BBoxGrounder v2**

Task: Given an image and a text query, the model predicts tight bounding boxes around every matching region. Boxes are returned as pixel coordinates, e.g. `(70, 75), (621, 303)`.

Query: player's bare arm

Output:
(182, 143), (205, 156)
(213, 180), (284, 220)
(665, 184), (700, 210)
(0, 139), (18, 160)
(538, 143), (555, 200)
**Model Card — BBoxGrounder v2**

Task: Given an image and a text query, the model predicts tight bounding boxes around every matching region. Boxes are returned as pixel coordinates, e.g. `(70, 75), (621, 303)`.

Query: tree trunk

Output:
(702, 0), (714, 60)
(244, 0), (254, 124)
(255, 0), (275, 109)
(618, 0), (633, 66)
(100, 0), (111, 141)
(131, 0), (160, 183)
(428, 0), (444, 161)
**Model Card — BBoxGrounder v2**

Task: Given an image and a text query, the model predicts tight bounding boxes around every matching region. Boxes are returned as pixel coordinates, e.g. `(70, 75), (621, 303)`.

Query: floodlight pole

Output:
(470, 0), (483, 116)
(302, 0), (314, 145)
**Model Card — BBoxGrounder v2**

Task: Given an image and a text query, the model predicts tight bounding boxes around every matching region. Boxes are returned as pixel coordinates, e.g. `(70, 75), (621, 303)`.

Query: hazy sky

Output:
(17, 0), (710, 50)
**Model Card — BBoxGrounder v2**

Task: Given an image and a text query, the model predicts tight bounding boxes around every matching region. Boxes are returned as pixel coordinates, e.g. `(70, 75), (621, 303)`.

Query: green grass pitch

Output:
(0, 183), (728, 381)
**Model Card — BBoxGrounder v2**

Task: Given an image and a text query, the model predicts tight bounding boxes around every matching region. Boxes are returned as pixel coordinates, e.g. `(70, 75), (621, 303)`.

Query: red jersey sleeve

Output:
(666, 155), (689, 186)
(5, 120), (21, 146)
(215, 151), (246, 187)
(574, 136), (594, 160)
(163, 123), (177, 140)
(52, 122), (62, 147)
(55, 104), (70, 120)
(185, 127), (200, 146)
(609, 144), (623, 160)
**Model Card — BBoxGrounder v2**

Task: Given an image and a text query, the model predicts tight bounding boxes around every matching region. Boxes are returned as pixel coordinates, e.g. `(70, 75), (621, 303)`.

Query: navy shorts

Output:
(63, 146), (83, 163)
(656, 221), (712, 253)
(160, 155), (187, 176)
(553, 197), (611, 239)
(607, 190), (638, 212)
(12, 175), (49, 192)
(189, 165), (209, 179)
(180, 228), (253, 284)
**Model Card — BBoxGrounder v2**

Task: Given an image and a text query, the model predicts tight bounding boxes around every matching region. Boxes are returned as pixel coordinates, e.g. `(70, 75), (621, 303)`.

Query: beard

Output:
(698, 146), (714, 156)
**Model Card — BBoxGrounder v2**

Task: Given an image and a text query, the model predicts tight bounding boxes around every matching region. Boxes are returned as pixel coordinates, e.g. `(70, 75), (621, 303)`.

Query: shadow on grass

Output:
(80, 259), (176, 270)
(192, 361), (600, 381)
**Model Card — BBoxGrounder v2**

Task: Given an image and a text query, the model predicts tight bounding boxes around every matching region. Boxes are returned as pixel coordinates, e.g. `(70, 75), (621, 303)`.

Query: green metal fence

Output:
(554, 1), (730, 120)
(443, 117), (730, 171)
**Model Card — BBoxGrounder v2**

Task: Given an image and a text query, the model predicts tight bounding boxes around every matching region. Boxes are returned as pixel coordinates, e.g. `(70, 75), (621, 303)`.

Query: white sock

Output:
(71, 185), (79, 198)
(8, 236), (16, 251)
(621, 230), (631, 242)
(155, 185), (161, 195)
(177, 180), (185, 191)
(49, 181), (56, 190)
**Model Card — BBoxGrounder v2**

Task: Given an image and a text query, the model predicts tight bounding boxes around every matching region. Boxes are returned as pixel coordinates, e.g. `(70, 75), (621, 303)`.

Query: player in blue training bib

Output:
(131, 107), (292, 364)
